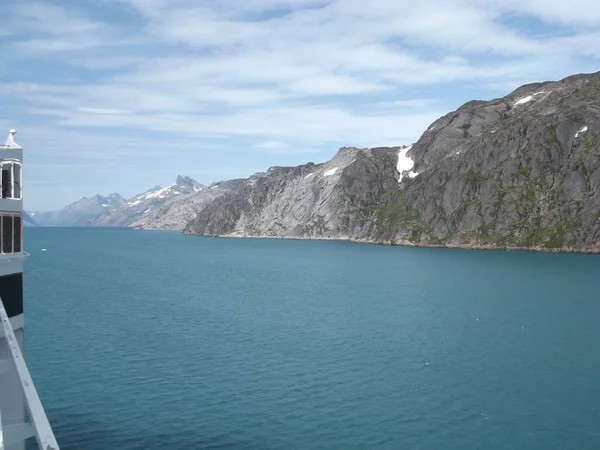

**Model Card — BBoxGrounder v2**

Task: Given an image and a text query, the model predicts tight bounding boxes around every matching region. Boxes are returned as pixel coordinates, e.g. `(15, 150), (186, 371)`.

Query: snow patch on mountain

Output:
(397, 145), (417, 183)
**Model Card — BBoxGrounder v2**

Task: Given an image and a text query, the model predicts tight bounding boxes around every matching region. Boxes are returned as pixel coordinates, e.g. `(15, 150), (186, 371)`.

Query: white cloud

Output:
(375, 99), (437, 108)
(485, 0), (600, 26)
(11, 2), (103, 35)
(68, 56), (145, 70)
(254, 141), (289, 150)
(19, 101), (442, 147)
(3, 0), (600, 208)
(253, 141), (323, 155)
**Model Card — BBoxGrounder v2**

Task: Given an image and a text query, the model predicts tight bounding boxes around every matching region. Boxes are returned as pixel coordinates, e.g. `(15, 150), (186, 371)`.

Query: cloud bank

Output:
(2, 0), (599, 208)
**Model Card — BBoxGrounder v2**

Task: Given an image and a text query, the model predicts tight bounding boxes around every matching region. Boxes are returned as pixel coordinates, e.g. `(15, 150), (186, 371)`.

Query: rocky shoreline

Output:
(183, 231), (600, 255)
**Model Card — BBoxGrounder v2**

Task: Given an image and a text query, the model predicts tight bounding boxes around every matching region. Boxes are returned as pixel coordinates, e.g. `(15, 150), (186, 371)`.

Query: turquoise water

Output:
(23, 227), (600, 449)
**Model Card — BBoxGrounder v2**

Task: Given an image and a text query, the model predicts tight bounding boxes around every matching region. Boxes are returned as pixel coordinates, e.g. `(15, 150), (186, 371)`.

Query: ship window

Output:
(0, 214), (21, 254)
(13, 163), (21, 199)
(0, 161), (21, 199)
(14, 216), (21, 252)
(1, 168), (11, 198)
(2, 215), (13, 253)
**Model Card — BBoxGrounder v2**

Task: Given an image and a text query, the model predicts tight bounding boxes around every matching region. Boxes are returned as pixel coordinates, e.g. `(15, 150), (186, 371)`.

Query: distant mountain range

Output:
(23, 211), (39, 227)
(29, 174), (261, 230)
(29, 192), (125, 227)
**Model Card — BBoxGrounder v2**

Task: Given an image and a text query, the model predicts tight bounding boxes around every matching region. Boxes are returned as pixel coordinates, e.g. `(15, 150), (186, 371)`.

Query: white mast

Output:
(3, 130), (21, 150)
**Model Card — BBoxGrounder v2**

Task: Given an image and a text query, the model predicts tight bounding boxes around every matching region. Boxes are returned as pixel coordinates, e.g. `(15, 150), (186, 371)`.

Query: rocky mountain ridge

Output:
(184, 146), (403, 240)
(30, 192), (126, 227)
(32, 174), (257, 229)
(130, 178), (248, 230)
(185, 71), (600, 253)
(382, 72), (600, 252)
(30, 176), (207, 228)
(91, 175), (205, 227)
(33, 71), (600, 252)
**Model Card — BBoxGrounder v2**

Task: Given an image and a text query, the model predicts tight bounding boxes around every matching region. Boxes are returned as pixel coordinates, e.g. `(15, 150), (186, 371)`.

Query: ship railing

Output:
(0, 297), (59, 450)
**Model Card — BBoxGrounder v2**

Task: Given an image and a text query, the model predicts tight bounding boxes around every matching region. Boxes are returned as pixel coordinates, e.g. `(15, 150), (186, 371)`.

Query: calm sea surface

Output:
(23, 227), (600, 449)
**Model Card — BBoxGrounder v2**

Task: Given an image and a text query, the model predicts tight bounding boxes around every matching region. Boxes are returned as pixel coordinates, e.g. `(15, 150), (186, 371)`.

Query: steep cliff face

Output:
(382, 72), (600, 252)
(185, 71), (600, 253)
(184, 147), (400, 239)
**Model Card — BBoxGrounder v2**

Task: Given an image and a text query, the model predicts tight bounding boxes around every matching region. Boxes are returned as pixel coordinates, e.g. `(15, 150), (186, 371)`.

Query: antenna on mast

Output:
(3, 129), (22, 149)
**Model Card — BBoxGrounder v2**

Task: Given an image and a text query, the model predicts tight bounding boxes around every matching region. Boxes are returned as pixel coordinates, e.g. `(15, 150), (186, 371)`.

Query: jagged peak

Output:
(176, 175), (199, 185)
(370, 145), (411, 151)
(249, 170), (267, 179)
(335, 146), (362, 154)
(330, 147), (366, 161)
(508, 82), (547, 97)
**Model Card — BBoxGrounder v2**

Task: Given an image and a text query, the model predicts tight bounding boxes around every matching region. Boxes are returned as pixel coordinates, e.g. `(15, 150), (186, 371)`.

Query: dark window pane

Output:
(14, 215), (21, 252)
(2, 216), (13, 253)
(14, 165), (21, 198)
(0, 273), (24, 317)
(1, 169), (10, 198)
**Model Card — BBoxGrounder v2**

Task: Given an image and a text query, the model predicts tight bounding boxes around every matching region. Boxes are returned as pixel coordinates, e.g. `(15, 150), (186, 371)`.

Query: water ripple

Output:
(21, 229), (600, 449)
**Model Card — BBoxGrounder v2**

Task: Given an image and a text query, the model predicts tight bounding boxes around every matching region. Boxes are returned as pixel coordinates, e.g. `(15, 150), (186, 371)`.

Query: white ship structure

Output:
(0, 130), (59, 449)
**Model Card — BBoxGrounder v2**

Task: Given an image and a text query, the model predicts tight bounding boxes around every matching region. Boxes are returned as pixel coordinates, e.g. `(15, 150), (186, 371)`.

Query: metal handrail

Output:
(0, 377), (3, 450)
(0, 298), (59, 450)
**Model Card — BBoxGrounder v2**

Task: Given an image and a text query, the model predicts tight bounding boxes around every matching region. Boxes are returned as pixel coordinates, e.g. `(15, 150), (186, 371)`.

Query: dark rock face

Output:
(185, 71), (600, 253)
(383, 72), (600, 252)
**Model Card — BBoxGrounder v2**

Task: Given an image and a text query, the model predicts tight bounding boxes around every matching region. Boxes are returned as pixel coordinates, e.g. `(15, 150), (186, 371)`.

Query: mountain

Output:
(30, 174), (246, 230)
(29, 193), (126, 227)
(90, 175), (204, 227)
(23, 211), (39, 227)
(184, 147), (400, 239)
(185, 71), (600, 253)
(132, 177), (249, 230)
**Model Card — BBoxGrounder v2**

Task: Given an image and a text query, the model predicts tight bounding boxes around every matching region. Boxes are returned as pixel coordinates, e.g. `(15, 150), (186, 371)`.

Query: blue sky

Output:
(2, 0), (600, 210)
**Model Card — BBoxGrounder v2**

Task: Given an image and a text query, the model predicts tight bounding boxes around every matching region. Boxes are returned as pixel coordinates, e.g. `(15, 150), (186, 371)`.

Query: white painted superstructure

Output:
(0, 130), (59, 449)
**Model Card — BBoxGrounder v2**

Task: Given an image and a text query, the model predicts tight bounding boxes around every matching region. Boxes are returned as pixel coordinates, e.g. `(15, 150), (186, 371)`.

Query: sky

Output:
(2, 0), (600, 210)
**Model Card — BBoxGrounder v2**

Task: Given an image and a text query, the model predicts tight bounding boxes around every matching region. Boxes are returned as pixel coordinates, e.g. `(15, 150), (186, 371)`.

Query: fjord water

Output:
(24, 228), (600, 450)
